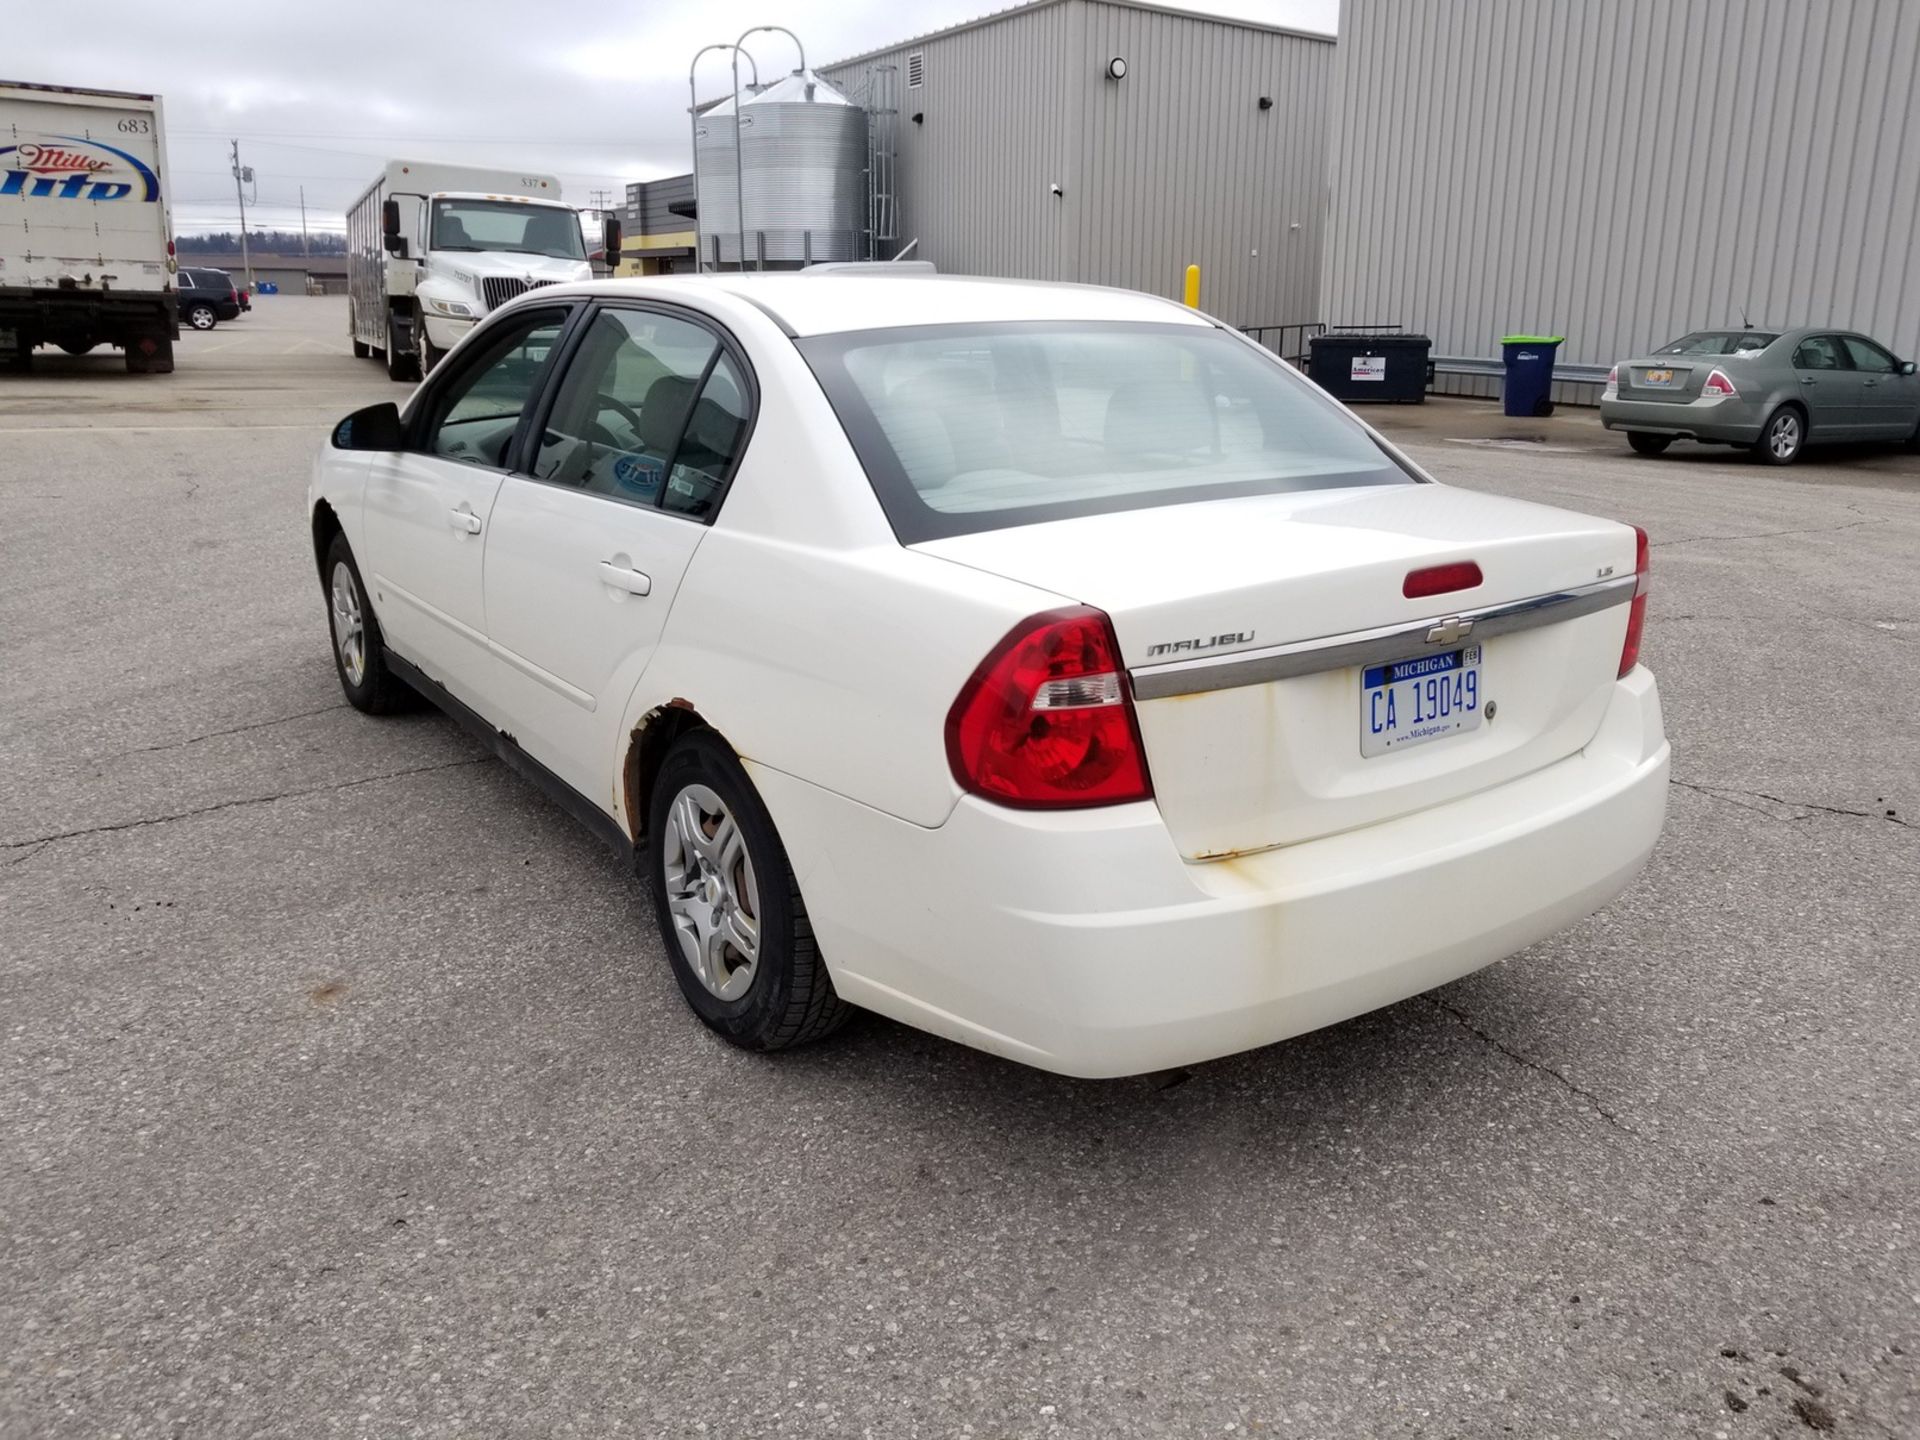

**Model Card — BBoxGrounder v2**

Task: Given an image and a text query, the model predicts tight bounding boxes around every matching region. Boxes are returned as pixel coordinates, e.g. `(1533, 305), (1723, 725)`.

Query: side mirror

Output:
(1901, 360), (1917, 376)
(602, 216), (622, 265)
(382, 198), (408, 258)
(332, 402), (404, 451)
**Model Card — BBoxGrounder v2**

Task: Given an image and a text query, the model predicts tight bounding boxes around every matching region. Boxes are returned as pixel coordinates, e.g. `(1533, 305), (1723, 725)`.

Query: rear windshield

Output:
(1656, 330), (1779, 356)
(799, 322), (1411, 542)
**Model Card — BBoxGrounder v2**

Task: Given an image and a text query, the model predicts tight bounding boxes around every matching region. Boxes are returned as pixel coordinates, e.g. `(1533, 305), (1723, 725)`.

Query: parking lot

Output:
(3, 294), (1915, 1437)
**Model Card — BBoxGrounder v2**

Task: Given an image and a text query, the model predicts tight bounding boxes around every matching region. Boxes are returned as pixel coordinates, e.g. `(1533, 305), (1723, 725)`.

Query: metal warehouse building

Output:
(1322, 0), (1920, 402)
(821, 0), (1333, 331)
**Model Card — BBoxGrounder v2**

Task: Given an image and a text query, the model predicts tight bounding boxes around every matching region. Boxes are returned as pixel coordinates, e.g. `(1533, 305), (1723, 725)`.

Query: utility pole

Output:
(229, 139), (254, 288)
(299, 185), (310, 258)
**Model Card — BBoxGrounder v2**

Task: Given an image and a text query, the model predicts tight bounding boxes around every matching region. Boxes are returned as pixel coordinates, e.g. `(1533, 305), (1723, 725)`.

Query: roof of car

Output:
(550, 273), (1211, 338)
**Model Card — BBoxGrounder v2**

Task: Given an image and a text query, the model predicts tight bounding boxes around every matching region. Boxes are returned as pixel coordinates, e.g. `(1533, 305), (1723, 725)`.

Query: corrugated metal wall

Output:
(823, 0), (1332, 325)
(1323, 0), (1920, 401)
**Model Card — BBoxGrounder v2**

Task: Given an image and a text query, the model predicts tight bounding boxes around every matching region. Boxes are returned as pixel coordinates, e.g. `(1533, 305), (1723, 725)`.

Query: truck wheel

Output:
(125, 334), (175, 374)
(385, 314), (418, 382)
(58, 340), (96, 356)
(185, 304), (217, 331)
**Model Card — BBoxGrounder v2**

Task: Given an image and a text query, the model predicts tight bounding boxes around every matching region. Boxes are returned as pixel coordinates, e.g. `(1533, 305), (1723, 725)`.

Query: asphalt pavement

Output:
(2, 297), (1915, 1439)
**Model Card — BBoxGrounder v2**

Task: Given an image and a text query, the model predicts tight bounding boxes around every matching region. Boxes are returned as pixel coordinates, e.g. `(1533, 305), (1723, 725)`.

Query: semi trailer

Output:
(0, 80), (178, 374)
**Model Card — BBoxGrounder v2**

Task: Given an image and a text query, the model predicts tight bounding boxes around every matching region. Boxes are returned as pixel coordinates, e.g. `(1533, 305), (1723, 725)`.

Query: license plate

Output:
(1361, 646), (1482, 757)
(1642, 368), (1676, 387)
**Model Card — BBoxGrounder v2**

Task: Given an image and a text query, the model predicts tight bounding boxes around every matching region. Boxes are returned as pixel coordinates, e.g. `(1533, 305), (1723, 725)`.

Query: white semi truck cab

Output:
(347, 161), (619, 381)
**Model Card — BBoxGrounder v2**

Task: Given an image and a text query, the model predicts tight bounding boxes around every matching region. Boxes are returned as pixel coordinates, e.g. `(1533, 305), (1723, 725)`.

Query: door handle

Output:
(1799, 376), (1817, 385)
(598, 561), (652, 596)
(1863, 378), (1880, 388)
(448, 506), (482, 535)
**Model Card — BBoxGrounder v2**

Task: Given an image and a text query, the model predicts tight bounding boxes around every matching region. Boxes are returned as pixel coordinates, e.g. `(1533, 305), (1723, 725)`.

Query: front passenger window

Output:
(1842, 336), (1896, 373)
(424, 309), (568, 468)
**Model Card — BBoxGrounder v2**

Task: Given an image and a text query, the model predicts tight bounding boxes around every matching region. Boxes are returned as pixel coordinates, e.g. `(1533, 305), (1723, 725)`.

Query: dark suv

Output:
(176, 268), (242, 330)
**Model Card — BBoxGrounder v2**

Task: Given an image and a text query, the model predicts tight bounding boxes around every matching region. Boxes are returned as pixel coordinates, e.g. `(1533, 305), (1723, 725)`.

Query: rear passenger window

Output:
(532, 309), (718, 507)
(663, 353), (749, 520)
(1793, 336), (1848, 371)
(531, 307), (751, 520)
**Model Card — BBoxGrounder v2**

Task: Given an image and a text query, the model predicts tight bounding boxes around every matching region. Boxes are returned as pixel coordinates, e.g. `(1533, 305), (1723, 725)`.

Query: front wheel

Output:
(1756, 406), (1806, 465)
(186, 304), (217, 331)
(323, 534), (413, 714)
(647, 731), (852, 1054)
(1627, 431), (1671, 456)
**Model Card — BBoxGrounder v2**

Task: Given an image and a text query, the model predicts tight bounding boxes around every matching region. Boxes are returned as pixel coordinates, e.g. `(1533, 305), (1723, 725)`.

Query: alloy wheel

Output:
(1768, 412), (1801, 460)
(329, 561), (366, 686)
(661, 783), (762, 1002)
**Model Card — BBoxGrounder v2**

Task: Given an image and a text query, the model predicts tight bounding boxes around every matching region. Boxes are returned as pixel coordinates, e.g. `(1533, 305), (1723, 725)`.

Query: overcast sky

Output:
(11, 0), (1336, 238)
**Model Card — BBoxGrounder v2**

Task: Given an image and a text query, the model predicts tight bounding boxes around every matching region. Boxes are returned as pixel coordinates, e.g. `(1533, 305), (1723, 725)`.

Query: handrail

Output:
(688, 44), (758, 274)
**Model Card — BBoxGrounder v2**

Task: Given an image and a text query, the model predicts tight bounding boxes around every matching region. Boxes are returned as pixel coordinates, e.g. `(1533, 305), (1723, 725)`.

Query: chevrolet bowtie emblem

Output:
(1426, 616), (1474, 645)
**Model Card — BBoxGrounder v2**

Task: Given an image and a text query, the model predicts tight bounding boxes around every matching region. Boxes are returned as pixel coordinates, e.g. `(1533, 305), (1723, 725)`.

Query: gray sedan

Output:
(1599, 326), (1920, 464)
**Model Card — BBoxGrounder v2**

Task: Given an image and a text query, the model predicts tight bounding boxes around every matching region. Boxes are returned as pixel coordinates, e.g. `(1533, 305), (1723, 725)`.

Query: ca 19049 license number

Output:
(1361, 646), (1482, 757)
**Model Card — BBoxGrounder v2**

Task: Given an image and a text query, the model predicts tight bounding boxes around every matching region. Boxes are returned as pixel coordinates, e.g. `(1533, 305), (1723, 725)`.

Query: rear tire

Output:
(186, 304), (217, 331)
(647, 730), (853, 1054)
(1627, 432), (1672, 456)
(323, 534), (413, 715)
(1756, 405), (1806, 465)
(58, 340), (96, 356)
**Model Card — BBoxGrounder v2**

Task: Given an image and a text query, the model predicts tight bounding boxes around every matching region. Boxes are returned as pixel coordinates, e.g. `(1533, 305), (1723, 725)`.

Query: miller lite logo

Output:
(0, 136), (160, 203)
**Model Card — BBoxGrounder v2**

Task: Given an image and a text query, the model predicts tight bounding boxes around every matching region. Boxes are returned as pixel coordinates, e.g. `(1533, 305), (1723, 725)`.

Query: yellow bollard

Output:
(1183, 264), (1201, 309)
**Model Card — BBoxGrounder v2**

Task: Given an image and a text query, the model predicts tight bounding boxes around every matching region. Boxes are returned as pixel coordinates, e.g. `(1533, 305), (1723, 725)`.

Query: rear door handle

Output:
(1799, 376), (1817, 385)
(448, 505), (482, 534)
(598, 561), (652, 596)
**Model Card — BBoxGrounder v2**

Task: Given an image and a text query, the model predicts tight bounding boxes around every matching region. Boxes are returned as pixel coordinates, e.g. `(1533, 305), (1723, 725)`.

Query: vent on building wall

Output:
(907, 51), (925, 87)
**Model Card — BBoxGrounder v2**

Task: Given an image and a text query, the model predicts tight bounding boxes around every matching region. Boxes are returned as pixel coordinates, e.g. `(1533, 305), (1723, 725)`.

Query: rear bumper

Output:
(753, 669), (1669, 1078)
(1599, 393), (1762, 442)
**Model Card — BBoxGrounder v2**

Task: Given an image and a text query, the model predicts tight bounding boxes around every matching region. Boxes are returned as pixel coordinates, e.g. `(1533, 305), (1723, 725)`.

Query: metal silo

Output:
(736, 70), (867, 266)
(693, 97), (742, 267)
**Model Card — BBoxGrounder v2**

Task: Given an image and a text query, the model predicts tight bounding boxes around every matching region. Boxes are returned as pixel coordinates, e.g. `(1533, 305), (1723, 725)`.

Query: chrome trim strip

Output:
(1128, 575), (1637, 700)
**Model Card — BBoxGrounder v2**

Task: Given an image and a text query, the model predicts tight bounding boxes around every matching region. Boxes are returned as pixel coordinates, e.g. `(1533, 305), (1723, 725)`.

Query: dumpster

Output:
(1500, 334), (1563, 417)
(1307, 331), (1431, 403)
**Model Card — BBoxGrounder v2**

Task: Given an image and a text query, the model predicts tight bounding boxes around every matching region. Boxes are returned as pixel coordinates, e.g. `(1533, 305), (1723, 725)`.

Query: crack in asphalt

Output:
(1, 755), (491, 851)
(94, 703), (350, 761)
(1671, 778), (1913, 831)
(4, 840), (50, 868)
(1652, 518), (1867, 548)
(1426, 997), (1641, 1138)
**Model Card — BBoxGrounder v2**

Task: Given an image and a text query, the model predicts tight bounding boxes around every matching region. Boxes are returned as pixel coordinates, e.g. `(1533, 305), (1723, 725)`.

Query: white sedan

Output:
(308, 273), (1668, 1078)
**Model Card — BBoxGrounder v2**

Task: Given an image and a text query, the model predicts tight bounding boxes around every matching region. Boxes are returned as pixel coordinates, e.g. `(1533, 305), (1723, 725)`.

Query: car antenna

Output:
(1740, 304), (1752, 329)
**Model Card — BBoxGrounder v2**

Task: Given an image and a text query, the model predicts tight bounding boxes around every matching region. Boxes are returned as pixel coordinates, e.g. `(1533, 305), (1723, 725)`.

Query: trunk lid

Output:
(916, 485), (1638, 860)
(1622, 358), (1710, 403)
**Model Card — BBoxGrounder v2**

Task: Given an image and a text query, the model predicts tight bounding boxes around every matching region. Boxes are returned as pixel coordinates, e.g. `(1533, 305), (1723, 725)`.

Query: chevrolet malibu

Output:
(308, 274), (1669, 1078)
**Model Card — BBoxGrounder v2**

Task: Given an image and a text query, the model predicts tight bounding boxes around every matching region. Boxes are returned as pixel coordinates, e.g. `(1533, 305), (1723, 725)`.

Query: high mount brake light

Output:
(1403, 561), (1484, 600)
(946, 607), (1152, 809)
(1619, 525), (1651, 677)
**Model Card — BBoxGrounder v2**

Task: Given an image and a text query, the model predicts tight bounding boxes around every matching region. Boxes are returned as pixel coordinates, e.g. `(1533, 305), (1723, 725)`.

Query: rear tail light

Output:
(1403, 560), (1483, 599)
(1603, 364), (1618, 396)
(946, 607), (1152, 808)
(1702, 368), (1738, 398)
(1618, 525), (1651, 677)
